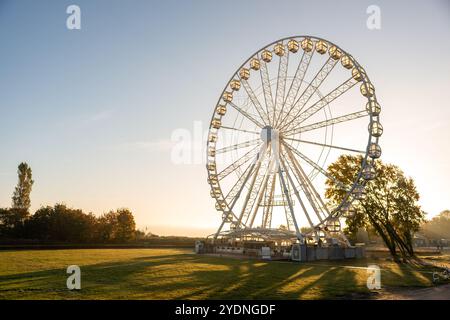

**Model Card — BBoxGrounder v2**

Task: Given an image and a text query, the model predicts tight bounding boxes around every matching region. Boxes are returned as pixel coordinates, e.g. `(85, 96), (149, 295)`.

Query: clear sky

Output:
(0, 0), (449, 236)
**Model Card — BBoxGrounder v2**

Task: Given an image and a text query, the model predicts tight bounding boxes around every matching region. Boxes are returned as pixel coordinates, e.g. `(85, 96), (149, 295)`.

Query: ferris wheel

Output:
(206, 36), (382, 245)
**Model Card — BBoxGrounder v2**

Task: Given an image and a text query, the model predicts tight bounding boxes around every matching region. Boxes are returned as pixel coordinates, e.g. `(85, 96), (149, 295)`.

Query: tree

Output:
(421, 210), (450, 240)
(12, 162), (34, 213)
(24, 204), (98, 242)
(325, 155), (425, 262)
(115, 208), (136, 242)
(97, 209), (136, 242)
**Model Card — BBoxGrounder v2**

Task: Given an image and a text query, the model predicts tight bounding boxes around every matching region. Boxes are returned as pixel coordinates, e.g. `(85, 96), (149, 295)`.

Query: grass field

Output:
(0, 248), (446, 300)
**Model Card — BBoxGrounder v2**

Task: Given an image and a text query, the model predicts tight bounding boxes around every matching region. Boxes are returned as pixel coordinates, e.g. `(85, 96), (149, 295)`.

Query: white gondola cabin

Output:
(360, 83), (375, 97)
(261, 50), (273, 62)
(343, 206), (356, 218)
(230, 79), (241, 91)
(325, 218), (341, 233)
(329, 45), (342, 60)
(211, 118), (221, 129)
(215, 201), (226, 211)
(368, 143), (382, 159)
(208, 133), (217, 143)
(352, 67), (363, 81)
(210, 187), (221, 198)
(216, 105), (226, 116)
(341, 55), (354, 69)
(207, 175), (218, 185)
(222, 91), (233, 103)
(208, 148), (216, 157)
(366, 101), (380, 116)
(369, 121), (383, 137)
(316, 40), (328, 54)
(250, 58), (260, 70)
(301, 38), (314, 52)
(362, 164), (376, 180)
(239, 68), (250, 80)
(274, 43), (285, 56)
(353, 184), (366, 200)
(287, 39), (299, 53)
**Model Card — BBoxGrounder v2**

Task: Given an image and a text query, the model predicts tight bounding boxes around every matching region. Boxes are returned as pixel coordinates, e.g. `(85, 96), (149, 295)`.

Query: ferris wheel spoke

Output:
(220, 125), (260, 135)
(247, 159), (275, 228)
(284, 110), (368, 136)
(239, 78), (270, 125)
(228, 102), (265, 128)
(277, 158), (303, 240)
(283, 149), (323, 228)
(275, 50), (313, 128)
(279, 182), (294, 231)
(215, 139), (261, 155)
(224, 155), (260, 229)
(279, 158), (295, 231)
(284, 159), (314, 228)
(225, 143), (267, 224)
(282, 137), (365, 154)
(216, 164), (254, 230)
(284, 145), (330, 222)
(273, 49), (289, 126)
(217, 145), (260, 181)
(236, 150), (268, 227)
(261, 173), (276, 228)
(279, 57), (338, 131)
(285, 77), (358, 131)
(282, 141), (349, 192)
(259, 58), (275, 126)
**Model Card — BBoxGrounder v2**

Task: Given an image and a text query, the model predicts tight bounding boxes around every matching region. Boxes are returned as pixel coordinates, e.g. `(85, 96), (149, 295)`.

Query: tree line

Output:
(0, 163), (136, 243)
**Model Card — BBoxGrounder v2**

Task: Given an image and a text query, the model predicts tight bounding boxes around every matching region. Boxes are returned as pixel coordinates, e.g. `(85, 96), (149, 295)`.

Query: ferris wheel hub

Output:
(260, 126), (279, 144)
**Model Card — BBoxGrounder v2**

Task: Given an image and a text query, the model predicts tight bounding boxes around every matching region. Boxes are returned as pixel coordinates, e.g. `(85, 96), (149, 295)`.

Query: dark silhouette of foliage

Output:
(1, 204), (137, 243)
(0, 162), (137, 243)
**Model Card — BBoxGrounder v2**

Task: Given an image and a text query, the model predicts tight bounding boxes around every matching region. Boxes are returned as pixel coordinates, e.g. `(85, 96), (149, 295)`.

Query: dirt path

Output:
(377, 284), (450, 300)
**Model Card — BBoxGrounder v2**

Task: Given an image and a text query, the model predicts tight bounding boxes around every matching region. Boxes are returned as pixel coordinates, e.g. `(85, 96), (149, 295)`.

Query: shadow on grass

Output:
(6, 251), (439, 299)
(0, 252), (375, 300)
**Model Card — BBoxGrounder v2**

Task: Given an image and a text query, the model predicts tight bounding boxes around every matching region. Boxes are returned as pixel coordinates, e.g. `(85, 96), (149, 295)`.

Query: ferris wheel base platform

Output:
(195, 239), (365, 262)
(290, 244), (365, 262)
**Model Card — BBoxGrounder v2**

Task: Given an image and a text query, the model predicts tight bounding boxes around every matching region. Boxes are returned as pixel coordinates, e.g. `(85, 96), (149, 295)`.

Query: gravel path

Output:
(378, 284), (450, 300)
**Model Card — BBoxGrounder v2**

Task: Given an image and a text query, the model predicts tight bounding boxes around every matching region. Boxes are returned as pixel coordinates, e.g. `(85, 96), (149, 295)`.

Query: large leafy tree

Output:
(325, 155), (425, 262)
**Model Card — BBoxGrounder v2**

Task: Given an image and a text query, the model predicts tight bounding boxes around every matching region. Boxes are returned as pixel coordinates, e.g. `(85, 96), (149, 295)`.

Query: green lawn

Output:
(0, 248), (445, 299)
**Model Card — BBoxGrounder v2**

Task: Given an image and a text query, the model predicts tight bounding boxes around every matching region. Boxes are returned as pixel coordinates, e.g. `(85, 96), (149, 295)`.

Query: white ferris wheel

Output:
(206, 36), (382, 245)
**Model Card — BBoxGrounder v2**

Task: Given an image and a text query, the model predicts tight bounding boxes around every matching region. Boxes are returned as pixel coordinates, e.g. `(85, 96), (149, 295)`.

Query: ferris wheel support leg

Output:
(212, 219), (227, 244)
(339, 232), (351, 247)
